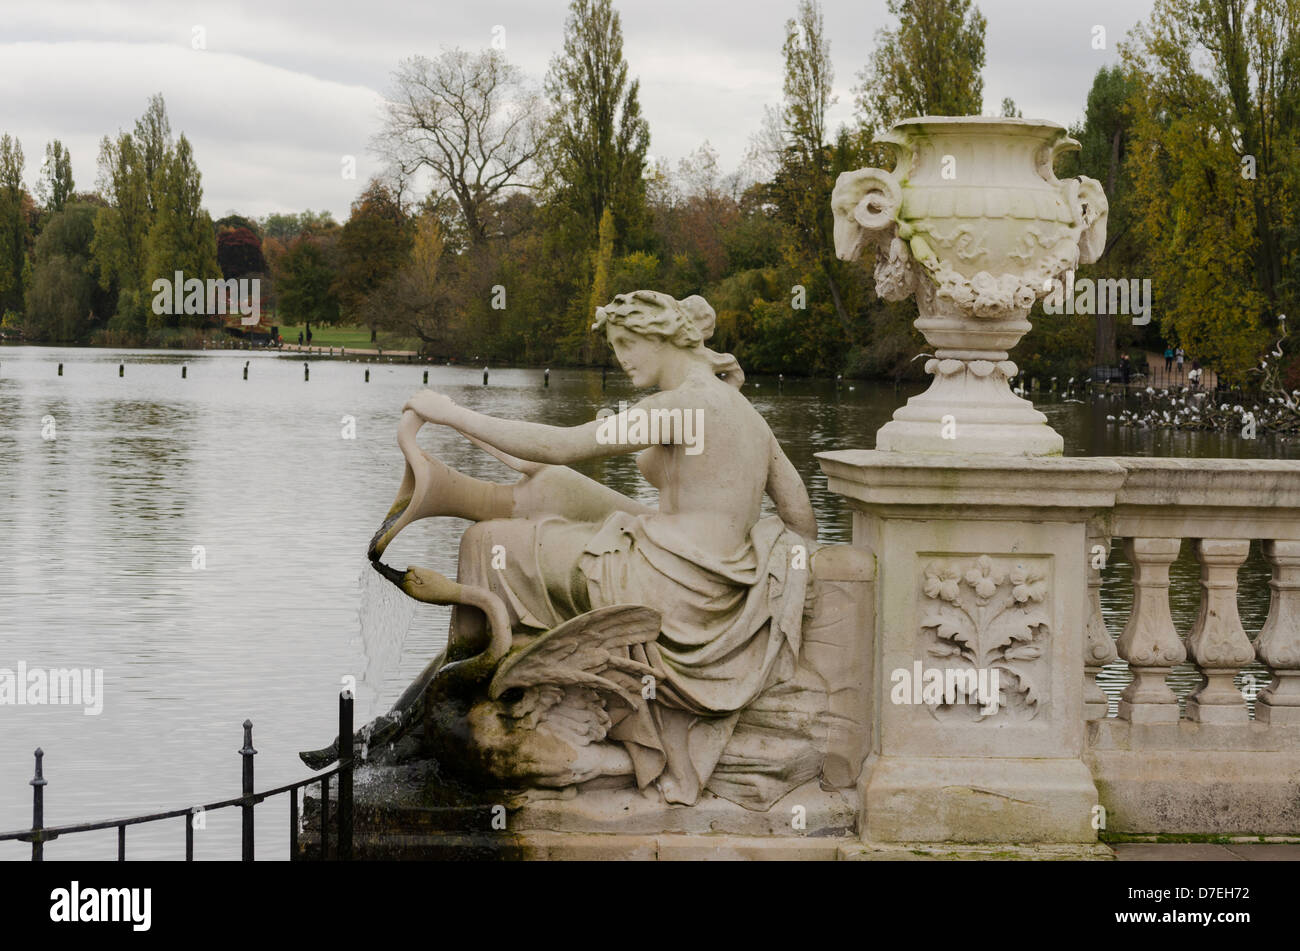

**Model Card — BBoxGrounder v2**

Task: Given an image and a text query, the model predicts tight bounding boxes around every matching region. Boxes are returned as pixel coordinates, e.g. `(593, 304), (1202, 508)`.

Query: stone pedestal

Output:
(817, 450), (1126, 844)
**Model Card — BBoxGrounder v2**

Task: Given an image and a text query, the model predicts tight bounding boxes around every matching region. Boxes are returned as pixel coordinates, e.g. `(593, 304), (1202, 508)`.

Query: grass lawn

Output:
(277, 324), (419, 351)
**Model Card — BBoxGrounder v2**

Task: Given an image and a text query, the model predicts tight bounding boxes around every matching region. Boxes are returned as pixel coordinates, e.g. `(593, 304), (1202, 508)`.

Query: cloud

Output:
(0, 0), (1153, 219)
(0, 39), (383, 217)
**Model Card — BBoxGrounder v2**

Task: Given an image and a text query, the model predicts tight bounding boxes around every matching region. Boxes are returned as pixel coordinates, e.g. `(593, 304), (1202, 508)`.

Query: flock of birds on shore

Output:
(1101, 385), (1300, 436)
(1012, 375), (1300, 438)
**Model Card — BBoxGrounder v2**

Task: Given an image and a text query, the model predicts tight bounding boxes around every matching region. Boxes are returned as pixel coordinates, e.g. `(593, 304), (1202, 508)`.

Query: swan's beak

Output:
(368, 410), (437, 561)
(371, 559), (409, 587)
(371, 562), (466, 606)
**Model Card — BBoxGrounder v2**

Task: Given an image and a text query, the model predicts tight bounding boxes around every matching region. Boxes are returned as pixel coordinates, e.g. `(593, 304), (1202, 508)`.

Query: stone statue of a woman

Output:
(311, 290), (823, 808)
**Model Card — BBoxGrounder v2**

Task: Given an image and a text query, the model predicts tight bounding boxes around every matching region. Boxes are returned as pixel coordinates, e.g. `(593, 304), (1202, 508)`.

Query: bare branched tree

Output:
(375, 48), (548, 246)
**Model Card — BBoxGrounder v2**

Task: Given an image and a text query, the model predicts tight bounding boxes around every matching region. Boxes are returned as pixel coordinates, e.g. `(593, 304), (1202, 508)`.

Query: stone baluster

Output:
(1084, 531), (1116, 719)
(1255, 540), (1300, 723)
(1116, 538), (1185, 722)
(1184, 539), (1254, 723)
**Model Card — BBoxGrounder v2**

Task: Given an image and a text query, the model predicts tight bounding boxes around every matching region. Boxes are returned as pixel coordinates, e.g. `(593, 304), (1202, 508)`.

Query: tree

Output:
(588, 206), (615, 320)
(37, 140), (75, 213)
(1000, 97), (1023, 118)
(544, 0), (651, 250)
(214, 213), (260, 237)
(1121, 0), (1299, 380)
(855, 0), (987, 131)
(644, 144), (742, 296)
(0, 133), (28, 315)
(134, 94), (172, 215)
(362, 211), (460, 354)
(259, 210), (335, 244)
(1056, 65), (1143, 366)
(377, 48), (547, 246)
(24, 202), (109, 341)
(217, 227), (266, 278)
(767, 1), (862, 348)
(783, 0), (836, 159)
(275, 234), (340, 327)
(333, 179), (411, 337)
(142, 134), (220, 332)
(91, 132), (149, 301)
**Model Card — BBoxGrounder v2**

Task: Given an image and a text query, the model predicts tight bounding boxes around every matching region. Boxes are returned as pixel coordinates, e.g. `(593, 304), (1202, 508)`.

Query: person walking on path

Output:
(1164, 346), (1174, 372)
(306, 326), (313, 346)
(1176, 347), (1185, 376)
(298, 331), (304, 347)
(1120, 352), (1131, 386)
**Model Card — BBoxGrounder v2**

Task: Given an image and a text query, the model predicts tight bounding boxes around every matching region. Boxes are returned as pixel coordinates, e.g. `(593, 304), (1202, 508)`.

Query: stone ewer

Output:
(832, 116), (1108, 455)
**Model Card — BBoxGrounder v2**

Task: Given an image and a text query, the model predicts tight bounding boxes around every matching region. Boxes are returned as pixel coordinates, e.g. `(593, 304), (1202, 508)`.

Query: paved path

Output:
(1135, 350), (1219, 389)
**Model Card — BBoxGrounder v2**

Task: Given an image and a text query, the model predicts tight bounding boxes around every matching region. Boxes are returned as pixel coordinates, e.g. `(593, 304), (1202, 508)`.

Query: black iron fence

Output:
(0, 691), (355, 861)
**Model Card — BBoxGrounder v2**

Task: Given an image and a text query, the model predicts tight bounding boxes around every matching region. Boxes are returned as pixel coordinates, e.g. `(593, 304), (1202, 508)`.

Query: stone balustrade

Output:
(1083, 458), (1300, 834)
(1092, 458), (1300, 724)
(816, 450), (1300, 843)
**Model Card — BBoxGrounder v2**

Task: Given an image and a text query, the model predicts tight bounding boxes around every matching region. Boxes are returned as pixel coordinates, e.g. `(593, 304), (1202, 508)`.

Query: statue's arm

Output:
(460, 431), (545, 475)
(405, 390), (681, 465)
(766, 435), (817, 540)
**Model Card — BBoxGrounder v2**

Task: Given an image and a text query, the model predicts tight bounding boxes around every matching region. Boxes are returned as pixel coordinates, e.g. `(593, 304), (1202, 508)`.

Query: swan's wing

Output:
(488, 604), (661, 708)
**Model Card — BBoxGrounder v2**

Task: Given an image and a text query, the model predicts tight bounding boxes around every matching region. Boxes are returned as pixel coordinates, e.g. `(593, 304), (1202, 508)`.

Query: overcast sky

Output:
(0, 0), (1154, 221)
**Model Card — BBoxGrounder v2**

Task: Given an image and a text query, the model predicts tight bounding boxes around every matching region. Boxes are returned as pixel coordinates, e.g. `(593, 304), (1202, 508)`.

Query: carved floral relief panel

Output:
(913, 554), (1052, 722)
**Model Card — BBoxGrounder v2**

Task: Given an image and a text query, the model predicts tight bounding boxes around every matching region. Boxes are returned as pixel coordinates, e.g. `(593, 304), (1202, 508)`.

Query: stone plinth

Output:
(1087, 718), (1300, 834)
(817, 450), (1127, 844)
(298, 760), (860, 860)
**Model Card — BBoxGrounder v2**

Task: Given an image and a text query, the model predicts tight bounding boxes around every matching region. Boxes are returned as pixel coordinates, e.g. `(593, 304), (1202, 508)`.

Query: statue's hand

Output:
(404, 389), (460, 426)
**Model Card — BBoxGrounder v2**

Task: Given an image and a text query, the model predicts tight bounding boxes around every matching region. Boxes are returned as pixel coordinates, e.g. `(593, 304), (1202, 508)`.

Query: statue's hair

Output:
(591, 290), (745, 388)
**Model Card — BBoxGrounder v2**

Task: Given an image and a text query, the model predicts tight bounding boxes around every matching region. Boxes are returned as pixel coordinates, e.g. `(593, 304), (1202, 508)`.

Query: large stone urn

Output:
(821, 118), (1121, 851)
(832, 116), (1108, 455)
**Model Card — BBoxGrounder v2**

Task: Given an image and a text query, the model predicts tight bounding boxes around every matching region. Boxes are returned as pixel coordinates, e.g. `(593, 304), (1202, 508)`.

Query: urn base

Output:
(875, 357), (1064, 456)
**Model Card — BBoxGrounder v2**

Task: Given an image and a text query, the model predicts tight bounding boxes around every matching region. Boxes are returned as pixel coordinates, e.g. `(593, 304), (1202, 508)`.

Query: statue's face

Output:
(607, 325), (667, 387)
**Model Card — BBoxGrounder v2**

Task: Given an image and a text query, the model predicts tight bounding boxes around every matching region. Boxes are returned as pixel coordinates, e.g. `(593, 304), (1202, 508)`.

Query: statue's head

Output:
(592, 290), (743, 388)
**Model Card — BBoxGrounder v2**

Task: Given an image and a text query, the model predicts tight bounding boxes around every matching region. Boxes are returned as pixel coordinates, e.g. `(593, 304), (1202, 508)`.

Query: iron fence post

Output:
(290, 787), (299, 861)
(30, 748), (46, 862)
(339, 690), (353, 860)
(320, 775), (330, 860)
(240, 719), (257, 861)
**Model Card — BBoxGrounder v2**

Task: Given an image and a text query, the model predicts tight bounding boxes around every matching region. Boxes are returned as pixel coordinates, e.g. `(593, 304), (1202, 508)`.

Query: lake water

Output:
(1, 345), (1295, 859)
